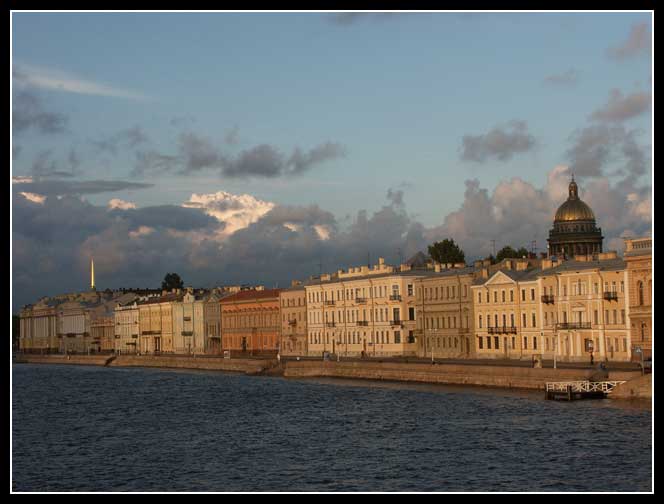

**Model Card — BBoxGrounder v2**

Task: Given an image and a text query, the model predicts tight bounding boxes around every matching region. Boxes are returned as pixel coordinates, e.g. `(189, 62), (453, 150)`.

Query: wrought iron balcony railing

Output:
(556, 322), (592, 330)
(389, 294), (402, 301)
(390, 320), (404, 327)
(487, 326), (518, 334)
(357, 321), (369, 326)
(325, 322), (336, 328)
(355, 297), (367, 304)
(541, 294), (555, 304)
(603, 291), (618, 302)
(324, 300), (335, 306)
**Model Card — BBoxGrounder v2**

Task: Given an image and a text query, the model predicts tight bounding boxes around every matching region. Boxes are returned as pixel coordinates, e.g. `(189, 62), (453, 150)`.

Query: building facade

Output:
(91, 316), (115, 352)
(138, 292), (181, 354)
(305, 258), (424, 357)
(279, 285), (308, 356)
(115, 298), (140, 354)
(19, 300), (60, 353)
(220, 289), (282, 355)
(471, 260), (542, 360)
(623, 237), (652, 360)
(204, 291), (223, 354)
(415, 266), (476, 359)
(172, 291), (206, 354)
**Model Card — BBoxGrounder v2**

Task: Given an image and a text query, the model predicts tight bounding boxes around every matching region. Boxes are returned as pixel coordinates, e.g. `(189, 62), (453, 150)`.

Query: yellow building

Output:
(623, 237), (651, 360)
(19, 300), (59, 353)
(114, 298), (140, 354)
(538, 252), (631, 363)
(172, 290), (206, 354)
(414, 265), (476, 359)
(138, 291), (181, 353)
(305, 258), (425, 357)
(280, 284), (308, 356)
(471, 259), (542, 360)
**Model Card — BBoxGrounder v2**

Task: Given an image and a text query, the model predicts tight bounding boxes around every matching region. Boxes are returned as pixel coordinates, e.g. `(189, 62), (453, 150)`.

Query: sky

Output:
(11, 11), (653, 312)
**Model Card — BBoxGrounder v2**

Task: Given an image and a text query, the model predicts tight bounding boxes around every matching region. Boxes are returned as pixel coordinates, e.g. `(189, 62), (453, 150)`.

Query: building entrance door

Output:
(241, 336), (247, 352)
(154, 337), (161, 353)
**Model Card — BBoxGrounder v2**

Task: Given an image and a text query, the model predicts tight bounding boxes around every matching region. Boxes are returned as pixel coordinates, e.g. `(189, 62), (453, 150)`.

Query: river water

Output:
(12, 364), (652, 492)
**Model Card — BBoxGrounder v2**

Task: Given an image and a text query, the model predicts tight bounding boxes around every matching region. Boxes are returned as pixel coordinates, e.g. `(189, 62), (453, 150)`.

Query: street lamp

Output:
(634, 346), (644, 375)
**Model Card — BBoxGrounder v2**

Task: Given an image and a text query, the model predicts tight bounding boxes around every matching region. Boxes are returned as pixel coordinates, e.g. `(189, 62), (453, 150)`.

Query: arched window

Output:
(638, 281), (644, 306)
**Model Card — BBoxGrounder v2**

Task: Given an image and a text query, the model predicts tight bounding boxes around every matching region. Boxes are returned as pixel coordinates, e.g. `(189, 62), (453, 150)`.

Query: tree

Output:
(428, 239), (465, 265)
(496, 246), (530, 262)
(162, 273), (184, 291)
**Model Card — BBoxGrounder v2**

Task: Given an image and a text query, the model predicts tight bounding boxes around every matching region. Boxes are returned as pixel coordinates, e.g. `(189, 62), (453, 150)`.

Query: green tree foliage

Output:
(496, 246), (530, 262)
(428, 239), (465, 265)
(161, 273), (184, 291)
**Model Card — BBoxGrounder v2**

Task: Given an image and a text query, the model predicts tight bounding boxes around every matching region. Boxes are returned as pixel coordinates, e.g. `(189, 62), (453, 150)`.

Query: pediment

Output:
(484, 271), (517, 286)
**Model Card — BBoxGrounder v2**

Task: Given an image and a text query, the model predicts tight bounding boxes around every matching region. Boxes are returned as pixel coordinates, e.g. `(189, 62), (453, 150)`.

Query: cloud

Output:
(461, 120), (536, 163)
(12, 178), (153, 197)
(543, 68), (579, 85)
(566, 124), (649, 179)
(92, 126), (150, 155)
(18, 192), (46, 205)
(607, 22), (651, 60)
(133, 133), (345, 178)
(108, 198), (137, 210)
(589, 89), (651, 123)
(28, 149), (82, 178)
(12, 90), (68, 135)
(13, 63), (149, 101)
(182, 191), (275, 239)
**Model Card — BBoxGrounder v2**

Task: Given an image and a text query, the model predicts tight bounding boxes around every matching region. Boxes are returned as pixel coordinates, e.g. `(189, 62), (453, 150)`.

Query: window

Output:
(594, 310), (598, 325)
(523, 336), (528, 349)
(530, 288), (535, 301)
(478, 337), (483, 349)
(533, 337), (537, 350)
(494, 314), (499, 327)
(511, 313), (515, 327)
(638, 281), (644, 306)
(620, 281), (624, 293)
(408, 330), (415, 344)
(478, 292), (482, 304)
(409, 307), (415, 321)
(487, 336), (491, 349)
(502, 291), (506, 303)
(522, 313), (527, 328)
(521, 289), (526, 301)
(479, 315), (483, 329)
(494, 336), (499, 349)
(407, 284), (413, 296)
(510, 290), (514, 302)
(621, 309), (625, 325)
(494, 291), (497, 303)
(532, 313), (536, 327)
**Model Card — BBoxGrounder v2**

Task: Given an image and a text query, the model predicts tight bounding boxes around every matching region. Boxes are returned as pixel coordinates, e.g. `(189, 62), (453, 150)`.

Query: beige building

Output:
(19, 299), (60, 353)
(203, 291), (224, 354)
(91, 316), (115, 352)
(172, 290), (206, 354)
(623, 237), (652, 360)
(415, 265), (476, 359)
(471, 259), (542, 360)
(305, 258), (426, 357)
(114, 297), (141, 354)
(138, 292), (181, 354)
(538, 252), (631, 363)
(280, 284), (308, 356)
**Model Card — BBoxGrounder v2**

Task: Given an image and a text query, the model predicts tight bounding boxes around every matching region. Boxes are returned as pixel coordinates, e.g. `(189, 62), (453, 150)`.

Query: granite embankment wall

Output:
(283, 360), (643, 391)
(14, 354), (275, 374)
(609, 373), (652, 400)
(14, 354), (112, 366)
(109, 355), (274, 374)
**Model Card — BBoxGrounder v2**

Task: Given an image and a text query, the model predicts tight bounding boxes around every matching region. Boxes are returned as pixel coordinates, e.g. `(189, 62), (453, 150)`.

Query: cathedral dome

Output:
(553, 177), (596, 222)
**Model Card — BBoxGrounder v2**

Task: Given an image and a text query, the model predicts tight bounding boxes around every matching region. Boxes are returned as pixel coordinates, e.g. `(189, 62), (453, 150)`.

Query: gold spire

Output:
(91, 258), (96, 291)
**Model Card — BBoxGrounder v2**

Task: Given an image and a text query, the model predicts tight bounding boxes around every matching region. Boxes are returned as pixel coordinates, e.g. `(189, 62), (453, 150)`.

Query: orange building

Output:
(220, 289), (282, 355)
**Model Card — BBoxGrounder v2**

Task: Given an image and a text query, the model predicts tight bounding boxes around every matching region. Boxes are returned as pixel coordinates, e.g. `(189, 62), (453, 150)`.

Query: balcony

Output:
(603, 291), (618, 302)
(324, 300), (335, 306)
(390, 320), (403, 328)
(355, 297), (367, 304)
(541, 294), (555, 304)
(556, 322), (591, 330)
(357, 321), (369, 326)
(389, 294), (402, 302)
(181, 331), (193, 336)
(325, 322), (336, 328)
(487, 326), (517, 334)
(288, 319), (297, 326)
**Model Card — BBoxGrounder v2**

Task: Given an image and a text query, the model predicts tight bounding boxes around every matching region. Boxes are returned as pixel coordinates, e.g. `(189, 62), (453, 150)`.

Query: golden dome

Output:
(554, 177), (596, 222)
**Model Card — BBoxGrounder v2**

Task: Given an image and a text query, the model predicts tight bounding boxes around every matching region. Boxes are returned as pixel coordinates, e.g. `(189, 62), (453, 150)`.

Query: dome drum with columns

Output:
(548, 177), (603, 258)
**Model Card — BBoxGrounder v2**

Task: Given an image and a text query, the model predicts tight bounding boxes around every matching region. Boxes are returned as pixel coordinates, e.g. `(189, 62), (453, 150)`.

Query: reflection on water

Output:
(12, 364), (652, 492)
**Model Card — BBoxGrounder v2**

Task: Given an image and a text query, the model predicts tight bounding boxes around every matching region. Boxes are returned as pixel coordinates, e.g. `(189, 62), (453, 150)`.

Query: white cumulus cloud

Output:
(108, 198), (137, 210)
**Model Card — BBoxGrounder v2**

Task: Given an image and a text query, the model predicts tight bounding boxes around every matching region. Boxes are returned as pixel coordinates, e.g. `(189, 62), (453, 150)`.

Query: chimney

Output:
(481, 268), (489, 279)
(482, 259), (491, 267)
(378, 257), (385, 265)
(504, 260), (512, 270)
(434, 263), (441, 273)
(516, 260), (528, 271)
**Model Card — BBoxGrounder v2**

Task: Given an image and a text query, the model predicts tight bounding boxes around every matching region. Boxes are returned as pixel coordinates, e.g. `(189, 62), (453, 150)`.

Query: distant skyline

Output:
(11, 11), (653, 311)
